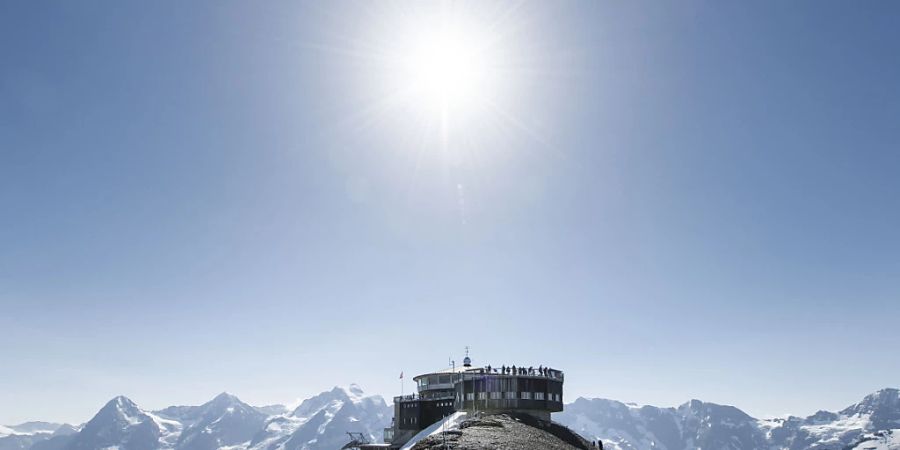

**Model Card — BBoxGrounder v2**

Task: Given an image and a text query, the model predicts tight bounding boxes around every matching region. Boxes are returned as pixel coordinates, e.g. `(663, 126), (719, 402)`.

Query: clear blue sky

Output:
(2, 1), (899, 425)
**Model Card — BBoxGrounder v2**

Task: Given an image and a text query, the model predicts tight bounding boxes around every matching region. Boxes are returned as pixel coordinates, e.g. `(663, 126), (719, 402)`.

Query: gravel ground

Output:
(409, 413), (594, 450)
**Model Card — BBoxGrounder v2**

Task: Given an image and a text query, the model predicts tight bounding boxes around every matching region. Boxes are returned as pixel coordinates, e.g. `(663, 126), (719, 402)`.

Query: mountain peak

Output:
(199, 391), (258, 418)
(872, 387), (900, 398)
(112, 394), (132, 403)
(101, 395), (139, 413)
(840, 387), (900, 418)
(211, 391), (240, 403)
(175, 392), (267, 450)
(331, 384), (368, 404)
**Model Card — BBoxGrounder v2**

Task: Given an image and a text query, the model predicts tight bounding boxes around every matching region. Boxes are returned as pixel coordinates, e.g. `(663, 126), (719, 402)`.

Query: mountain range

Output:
(2, 386), (898, 450)
(559, 388), (900, 450)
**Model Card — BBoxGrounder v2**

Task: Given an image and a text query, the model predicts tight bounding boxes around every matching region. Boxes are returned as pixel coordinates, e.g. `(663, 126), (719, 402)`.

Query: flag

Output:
(399, 371), (403, 379)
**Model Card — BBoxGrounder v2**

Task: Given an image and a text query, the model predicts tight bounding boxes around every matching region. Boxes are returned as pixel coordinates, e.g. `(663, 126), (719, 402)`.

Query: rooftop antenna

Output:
(463, 346), (475, 415)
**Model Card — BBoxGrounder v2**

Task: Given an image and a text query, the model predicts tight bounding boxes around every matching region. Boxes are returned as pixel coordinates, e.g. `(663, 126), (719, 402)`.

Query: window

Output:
(521, 392), (531, 400)
(490, 392), (501, 400)
(477, 392), (487, 400)
(535, 392), (545, 400)
(466, 393), (474, 401)
(505, 392), (516, 399)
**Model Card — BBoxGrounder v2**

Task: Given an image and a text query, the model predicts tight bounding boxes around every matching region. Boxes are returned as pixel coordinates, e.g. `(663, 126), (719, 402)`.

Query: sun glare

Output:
(406, 25), (489, 114)
(349, 3), (537, 162)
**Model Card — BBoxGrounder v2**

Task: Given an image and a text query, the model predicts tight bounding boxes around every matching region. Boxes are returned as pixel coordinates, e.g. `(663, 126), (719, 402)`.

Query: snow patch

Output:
(400, 412), (467, 450)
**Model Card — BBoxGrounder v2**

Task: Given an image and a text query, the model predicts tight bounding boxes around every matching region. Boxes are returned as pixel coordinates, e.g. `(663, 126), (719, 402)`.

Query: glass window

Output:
(490, 392), (501, 399)
(521, 392), (532, 400)
(477, 392), (487, 400)
(535, 392), (545, 400)
(505, 392), (516, 399)
(466, 393), (474, 401)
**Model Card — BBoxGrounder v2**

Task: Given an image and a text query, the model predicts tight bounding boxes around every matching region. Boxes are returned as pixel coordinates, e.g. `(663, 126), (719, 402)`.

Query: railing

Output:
(394, 392), (455, 402)
(460, 366), (564, 381)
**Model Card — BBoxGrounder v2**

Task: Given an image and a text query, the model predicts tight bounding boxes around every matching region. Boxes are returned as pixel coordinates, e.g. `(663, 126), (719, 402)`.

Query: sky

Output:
(2, 1), (899, 425)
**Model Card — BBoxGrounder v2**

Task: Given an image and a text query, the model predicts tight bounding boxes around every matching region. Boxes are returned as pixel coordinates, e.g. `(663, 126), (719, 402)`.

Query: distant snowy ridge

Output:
(556, 388), (900, 450)
(0, 422), (71, 437)
(0, 421), (78, 450)
(4, 385), (390, 450)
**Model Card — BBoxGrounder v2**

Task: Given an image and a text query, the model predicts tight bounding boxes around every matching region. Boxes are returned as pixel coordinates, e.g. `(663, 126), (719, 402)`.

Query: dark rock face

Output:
(410, 414), (593, 450)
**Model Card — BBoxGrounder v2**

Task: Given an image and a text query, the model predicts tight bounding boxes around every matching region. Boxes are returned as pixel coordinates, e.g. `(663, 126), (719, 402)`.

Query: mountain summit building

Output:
(378, 352), (565, 449)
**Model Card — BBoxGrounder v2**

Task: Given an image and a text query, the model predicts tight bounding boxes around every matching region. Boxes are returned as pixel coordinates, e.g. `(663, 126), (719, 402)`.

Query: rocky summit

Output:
(409, 413), (595, 450)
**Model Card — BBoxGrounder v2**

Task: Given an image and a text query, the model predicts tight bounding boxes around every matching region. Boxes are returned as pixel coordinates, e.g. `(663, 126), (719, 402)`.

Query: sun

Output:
(405, 24), (490, 114)
(347, 2), (535, 159)
(371, 6), (504, 124)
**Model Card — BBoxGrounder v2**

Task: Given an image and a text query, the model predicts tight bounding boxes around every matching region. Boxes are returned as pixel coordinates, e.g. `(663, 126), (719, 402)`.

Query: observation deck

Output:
(382, 355), (566, 448)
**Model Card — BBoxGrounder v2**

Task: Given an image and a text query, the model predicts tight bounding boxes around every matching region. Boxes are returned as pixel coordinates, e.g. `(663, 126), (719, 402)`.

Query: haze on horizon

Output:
(2, 1), (899, 426)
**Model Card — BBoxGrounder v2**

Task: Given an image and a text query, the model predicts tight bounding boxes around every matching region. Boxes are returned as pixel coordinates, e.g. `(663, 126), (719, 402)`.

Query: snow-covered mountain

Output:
(64, 396), (176, 450)
(556, 388), (900, 450)
(247, 384), (391, 450)
(0, 424), (64, 436)
(159, 392), (267, 450)
(8, 386), (899, 450)
(11, 386), (390, 450)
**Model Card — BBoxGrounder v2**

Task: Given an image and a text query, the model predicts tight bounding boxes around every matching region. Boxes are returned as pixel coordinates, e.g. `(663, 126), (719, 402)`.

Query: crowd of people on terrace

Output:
(475, 364), (561, 378)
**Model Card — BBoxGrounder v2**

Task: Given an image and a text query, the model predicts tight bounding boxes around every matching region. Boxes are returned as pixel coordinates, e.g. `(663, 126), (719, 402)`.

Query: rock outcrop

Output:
(410, 413), (594, 450)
